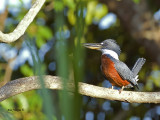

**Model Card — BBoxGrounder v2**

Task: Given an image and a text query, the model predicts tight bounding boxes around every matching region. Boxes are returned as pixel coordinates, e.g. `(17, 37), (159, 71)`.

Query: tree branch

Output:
(0, 75), (160, 103)
(0, 0), (45, 43)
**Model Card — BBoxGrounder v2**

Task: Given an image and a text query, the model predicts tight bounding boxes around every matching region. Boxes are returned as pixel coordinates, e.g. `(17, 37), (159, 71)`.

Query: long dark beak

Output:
(83, 43), (102, 50)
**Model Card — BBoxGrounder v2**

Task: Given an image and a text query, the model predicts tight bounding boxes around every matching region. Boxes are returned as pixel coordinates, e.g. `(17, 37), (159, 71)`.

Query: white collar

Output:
(101, 49), (119, 60)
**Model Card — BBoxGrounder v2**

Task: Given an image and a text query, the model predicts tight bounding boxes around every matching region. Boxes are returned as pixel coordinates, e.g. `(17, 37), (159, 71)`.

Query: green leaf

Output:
(15, 94), (29, 111)
(67, 9), (76, 25)
(86, 2), (108, 25)
(94, 4), (108, 21)
(63, 0), (75, 9)
(36, 36), (46, 48)
(35, 26), (52, 48)
(38, 26), (52, 40)
(1, 99), (15, 110)
(54, 0), (64, 12)
(20, 64), (34, 76)
(133, 0), (140, 4)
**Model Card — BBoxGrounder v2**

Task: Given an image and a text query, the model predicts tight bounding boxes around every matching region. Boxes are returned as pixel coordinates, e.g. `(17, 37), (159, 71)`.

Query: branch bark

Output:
(0, 75), (160, 103)
(0, 0), (45, 43)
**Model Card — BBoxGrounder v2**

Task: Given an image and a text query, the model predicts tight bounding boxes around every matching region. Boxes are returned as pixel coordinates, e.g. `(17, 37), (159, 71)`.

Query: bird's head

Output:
(83, 39), (121, 57)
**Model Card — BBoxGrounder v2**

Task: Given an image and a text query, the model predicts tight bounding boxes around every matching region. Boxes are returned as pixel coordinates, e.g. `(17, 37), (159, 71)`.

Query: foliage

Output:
(0, 0), (160, 120)
(132, 0), (140, 4)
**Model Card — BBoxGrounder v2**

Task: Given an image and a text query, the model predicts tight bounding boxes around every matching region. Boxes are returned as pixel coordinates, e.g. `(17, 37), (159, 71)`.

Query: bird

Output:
(83, 39), (146, 92)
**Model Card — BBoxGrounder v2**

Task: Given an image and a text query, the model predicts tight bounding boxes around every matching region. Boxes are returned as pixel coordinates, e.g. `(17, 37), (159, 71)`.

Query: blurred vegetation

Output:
(0, 0), (160, 120)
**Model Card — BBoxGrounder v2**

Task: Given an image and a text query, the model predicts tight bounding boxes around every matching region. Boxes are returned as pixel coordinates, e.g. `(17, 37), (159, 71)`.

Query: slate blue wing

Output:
(113, 60), (137, 86)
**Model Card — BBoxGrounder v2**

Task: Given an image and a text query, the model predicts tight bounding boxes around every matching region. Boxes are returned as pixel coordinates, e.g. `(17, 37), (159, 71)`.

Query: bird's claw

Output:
(119, 86), (124, 94)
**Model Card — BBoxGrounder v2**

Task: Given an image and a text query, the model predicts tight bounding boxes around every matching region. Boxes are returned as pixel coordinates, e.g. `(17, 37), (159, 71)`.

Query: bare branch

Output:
(0, 75), (160, 103)
(0, 0), (45, 43)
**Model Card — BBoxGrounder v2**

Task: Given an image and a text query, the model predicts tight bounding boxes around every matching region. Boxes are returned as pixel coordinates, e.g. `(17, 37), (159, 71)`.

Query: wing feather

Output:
(113, 60), (137, 85)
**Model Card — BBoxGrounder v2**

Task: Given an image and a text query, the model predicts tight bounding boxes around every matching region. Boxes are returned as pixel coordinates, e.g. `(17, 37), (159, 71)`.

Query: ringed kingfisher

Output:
(83, 39), (146, 92)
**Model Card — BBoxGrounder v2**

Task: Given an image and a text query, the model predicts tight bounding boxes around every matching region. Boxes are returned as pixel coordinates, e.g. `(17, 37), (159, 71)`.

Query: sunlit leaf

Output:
(133, 0), (140, 4)
(36, 36), (45, 48)
(85, 1), (97, 25)
(85, 2), (108, 25)
(67, 9), (76, 25)
(94, 4), (108, 22)
(63, 0), (75, 9)
(20, 64), (34, 76)
(1, 99), (15, 110)
(54, 0), (64, 12)
(38, 26), (52, 40)
(15, 94), (29, 111)
(34, 26), (52, 48)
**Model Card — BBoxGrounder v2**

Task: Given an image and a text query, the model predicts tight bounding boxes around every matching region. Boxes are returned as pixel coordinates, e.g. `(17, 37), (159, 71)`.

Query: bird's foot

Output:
(109, 86), (114, 89)
(118, 89), (122, 94)
(119, 86), (124, 94)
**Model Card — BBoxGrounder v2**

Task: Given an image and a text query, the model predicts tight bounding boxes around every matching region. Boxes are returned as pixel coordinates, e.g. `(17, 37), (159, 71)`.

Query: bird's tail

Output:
(125, 58), (146, 89)
(132, 58), (146, 78)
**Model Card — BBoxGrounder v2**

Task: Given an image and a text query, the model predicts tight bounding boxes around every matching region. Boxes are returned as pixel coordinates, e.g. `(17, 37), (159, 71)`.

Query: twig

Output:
(0, 57), (16, 87)
(0, 0), (46, 43)
(0, 75), (160, 103)
(0, 8), (8, 31)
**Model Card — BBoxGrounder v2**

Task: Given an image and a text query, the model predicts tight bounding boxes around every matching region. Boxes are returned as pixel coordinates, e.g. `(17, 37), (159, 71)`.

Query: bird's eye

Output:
(103, 43), (108, 46)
